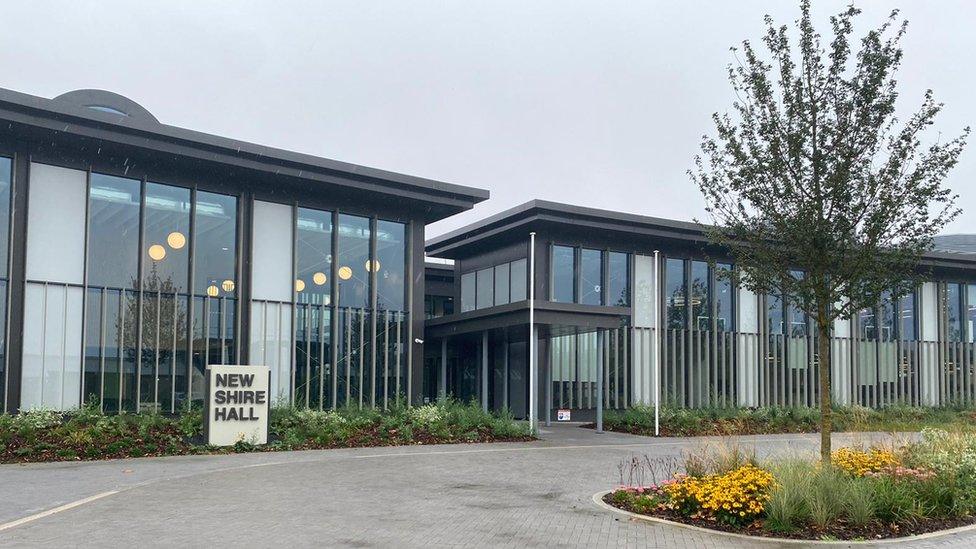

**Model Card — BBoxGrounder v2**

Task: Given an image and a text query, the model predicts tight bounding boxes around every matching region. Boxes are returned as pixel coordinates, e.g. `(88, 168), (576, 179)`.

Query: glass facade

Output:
(476, 268), (494, 309)
(579, 248), (603, 305)
(551, 245), (575, 303)
(510, 258), (527, 302)
(947, 283), (963, 342)
(607, 252), (629, 306)
(459, 258), (528, 312)
(715, 263), (733, 331)
(0, 158), (9, 405)
(295, 207), (333, 409)
(690, 260), (708, 330)
(665, 258), (686, 329)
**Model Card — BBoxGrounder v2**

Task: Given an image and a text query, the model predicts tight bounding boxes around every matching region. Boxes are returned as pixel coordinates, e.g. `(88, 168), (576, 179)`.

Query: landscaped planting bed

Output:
(0, 400), (533, 463)
(604, 430), (976, 540)
(593, 405), (976, 437)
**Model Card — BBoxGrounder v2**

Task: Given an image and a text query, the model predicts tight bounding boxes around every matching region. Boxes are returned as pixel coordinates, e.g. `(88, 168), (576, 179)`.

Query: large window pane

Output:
(510, 258), (527, 302)
(947, 283), (963, 342)
(494, 262), (510, 306)
(476, 268), (493, 309)
(296, 207), (333, 306)
(0, 157), (10, 276)
(691, 260), (709, 330)
(296, 208), (334, 409)
(195, 192), (238, 297)
(968, 285), (976, 343)
(26, 163), (86, 284)
(461, 272), (476, 312)
(607, 252), (629, 306)
(899, 291), (916, 340)
(788, 271), (807, 337)
(143, 183), (190, 292)
(551, 245), (575, 303)
(579, 248), (603, 305)
(767, 291), (784, 335)
(375, 220), (405, 311)
(715, 263), (733, 331)
(337, 214), (371, 309)
(665, 258), (686, 329)
(858, 307), (877, 339)
(88, 173), (141, 289)
(879, 290), (895, 342)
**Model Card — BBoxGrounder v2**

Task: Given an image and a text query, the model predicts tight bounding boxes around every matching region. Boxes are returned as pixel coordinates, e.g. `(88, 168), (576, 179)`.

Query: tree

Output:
(691, 0), (969, 463)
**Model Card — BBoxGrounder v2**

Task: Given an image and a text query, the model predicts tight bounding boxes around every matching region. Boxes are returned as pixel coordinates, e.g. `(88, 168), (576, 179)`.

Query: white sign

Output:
(205, 365), (271, 446)
(557, 409), (571, 421)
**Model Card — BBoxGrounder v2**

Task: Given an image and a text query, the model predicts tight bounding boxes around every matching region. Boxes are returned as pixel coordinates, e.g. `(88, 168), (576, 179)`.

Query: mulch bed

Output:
(603, 492), (976, 540)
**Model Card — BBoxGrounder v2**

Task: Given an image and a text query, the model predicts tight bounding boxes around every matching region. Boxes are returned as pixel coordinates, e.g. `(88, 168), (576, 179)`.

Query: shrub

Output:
(663, 465), (775, 526)
(832, 447), (899, 477)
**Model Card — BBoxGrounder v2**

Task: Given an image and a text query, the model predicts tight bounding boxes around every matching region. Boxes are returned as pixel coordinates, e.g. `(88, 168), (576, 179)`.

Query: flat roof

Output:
(0, 87), (489, 222)
(426, 199), (976, 269)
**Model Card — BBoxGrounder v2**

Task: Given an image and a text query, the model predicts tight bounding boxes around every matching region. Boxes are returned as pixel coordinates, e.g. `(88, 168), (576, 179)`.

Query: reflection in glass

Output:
(375, 220), (405, 311)
(0, 158), (10, 401)
(767, 291), (784, 335)
(607, 252), (629, 306)
(551, 245), (575, 303)
(715, 263), (733, 331)
(666, 258), (686, 329)
(461, 272), (476, 312)
(296, 207), (333, 409)
(579, 249), (603, 305)
(859, 307), (877, 339)
(879, 290), (895, 342)
(337, 214), (371, 308)
(88, 173), (141, 289)
(494, 262), (510, 306)
(947, 283), (963, 342)
(899, 291), (916, 341)
(788, 271), (807, 337)
(510, 259), (527, 302)
(691, 260), (709, 330)
(296, 208), (333, 305)
(476, 268), (493, 309)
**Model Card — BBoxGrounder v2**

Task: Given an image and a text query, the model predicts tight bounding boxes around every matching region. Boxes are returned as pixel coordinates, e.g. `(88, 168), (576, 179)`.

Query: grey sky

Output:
(1, 1), (972, 238)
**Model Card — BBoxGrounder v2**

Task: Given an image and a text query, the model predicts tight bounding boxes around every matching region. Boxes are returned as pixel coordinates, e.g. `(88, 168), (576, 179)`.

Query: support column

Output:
(596, 328), (605, 433)
(503, 336), (510, 408)
(544, 337), (551, 427)
(439, 338), (447, 400)
(481, 331), (489, 412)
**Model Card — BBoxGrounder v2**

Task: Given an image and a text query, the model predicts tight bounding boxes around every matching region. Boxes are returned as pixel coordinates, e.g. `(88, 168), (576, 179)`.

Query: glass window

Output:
(879, 290), (895, 342)
(296, 208), (333, 305)
(947, 283), (963, 342)
(194, 192), (238, 297)
(375, 220), (406, 311)
(510, 259), (527, 302)
(461, 272), (476, 312)
(858, 307), (877, 339)
(88, 173), (141, 289)
(665, 258), (686, 329)
(788, 271), (807, 337)
(337, 214), (371, 309)
(476, 268), (493, 309)
(691, 260), (709, 330)
(551, 245), (575, 303)
(579, 248), (603, 305)
(767, 291), (784, 335)
(143, 183), (190, 292)
(899, 291), (916, 340)
(968, 285), (976, 343)
(0, 157), (10, 276)
(494, 262), (510, 306)
(607, 252), (629, 306)
(715, 263), (733, 331)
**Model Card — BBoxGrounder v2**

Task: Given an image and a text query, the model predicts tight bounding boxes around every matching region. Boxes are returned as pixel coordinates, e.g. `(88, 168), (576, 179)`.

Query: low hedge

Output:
(0, 399), (532, 463)
(601, 404), (976, 437)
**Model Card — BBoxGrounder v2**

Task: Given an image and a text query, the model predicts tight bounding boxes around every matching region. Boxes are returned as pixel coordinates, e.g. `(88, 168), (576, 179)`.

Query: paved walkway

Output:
(0, 426), (972, 548)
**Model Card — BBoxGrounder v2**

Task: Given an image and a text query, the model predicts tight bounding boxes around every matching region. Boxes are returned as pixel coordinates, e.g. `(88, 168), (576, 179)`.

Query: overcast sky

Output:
(1, 1), (972, 237)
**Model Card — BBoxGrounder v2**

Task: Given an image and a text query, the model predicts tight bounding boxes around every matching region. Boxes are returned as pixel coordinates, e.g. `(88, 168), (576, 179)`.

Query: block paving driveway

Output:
(1, 425), (975, 548)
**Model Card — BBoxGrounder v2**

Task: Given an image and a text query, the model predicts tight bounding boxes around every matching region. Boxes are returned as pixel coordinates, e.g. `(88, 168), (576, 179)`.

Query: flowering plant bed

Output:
(603, 431), (976, 541)
(0, 400), (533, 464)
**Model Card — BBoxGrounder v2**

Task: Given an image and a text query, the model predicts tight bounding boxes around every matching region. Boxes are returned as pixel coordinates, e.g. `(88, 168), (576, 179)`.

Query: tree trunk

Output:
(817, 303), (832, 464)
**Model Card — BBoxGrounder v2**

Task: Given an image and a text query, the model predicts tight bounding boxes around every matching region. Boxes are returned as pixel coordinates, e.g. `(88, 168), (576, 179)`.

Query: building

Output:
(424, 200), (976, 422)
(3, 86), (975, 421)
(0, 87), (487, 413)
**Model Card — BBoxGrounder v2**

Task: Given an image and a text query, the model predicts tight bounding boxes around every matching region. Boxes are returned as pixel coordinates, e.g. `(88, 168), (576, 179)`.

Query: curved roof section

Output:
(53, 89), (160, 123)
(0, 87), (488, 222)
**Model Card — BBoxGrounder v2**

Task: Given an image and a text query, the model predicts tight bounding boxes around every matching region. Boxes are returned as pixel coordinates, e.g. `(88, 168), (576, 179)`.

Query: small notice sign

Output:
(204, 365), (271, 446)
(557, 409), (571, 421)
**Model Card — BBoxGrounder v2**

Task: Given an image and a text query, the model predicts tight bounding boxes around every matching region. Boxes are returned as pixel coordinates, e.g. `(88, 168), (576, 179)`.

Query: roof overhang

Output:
(0, 87), (489, 223)
(424, 300), (629, 338)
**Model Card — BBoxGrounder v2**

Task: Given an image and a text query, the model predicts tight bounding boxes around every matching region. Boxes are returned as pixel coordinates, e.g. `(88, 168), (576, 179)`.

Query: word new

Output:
(213, 373), (267, 422)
